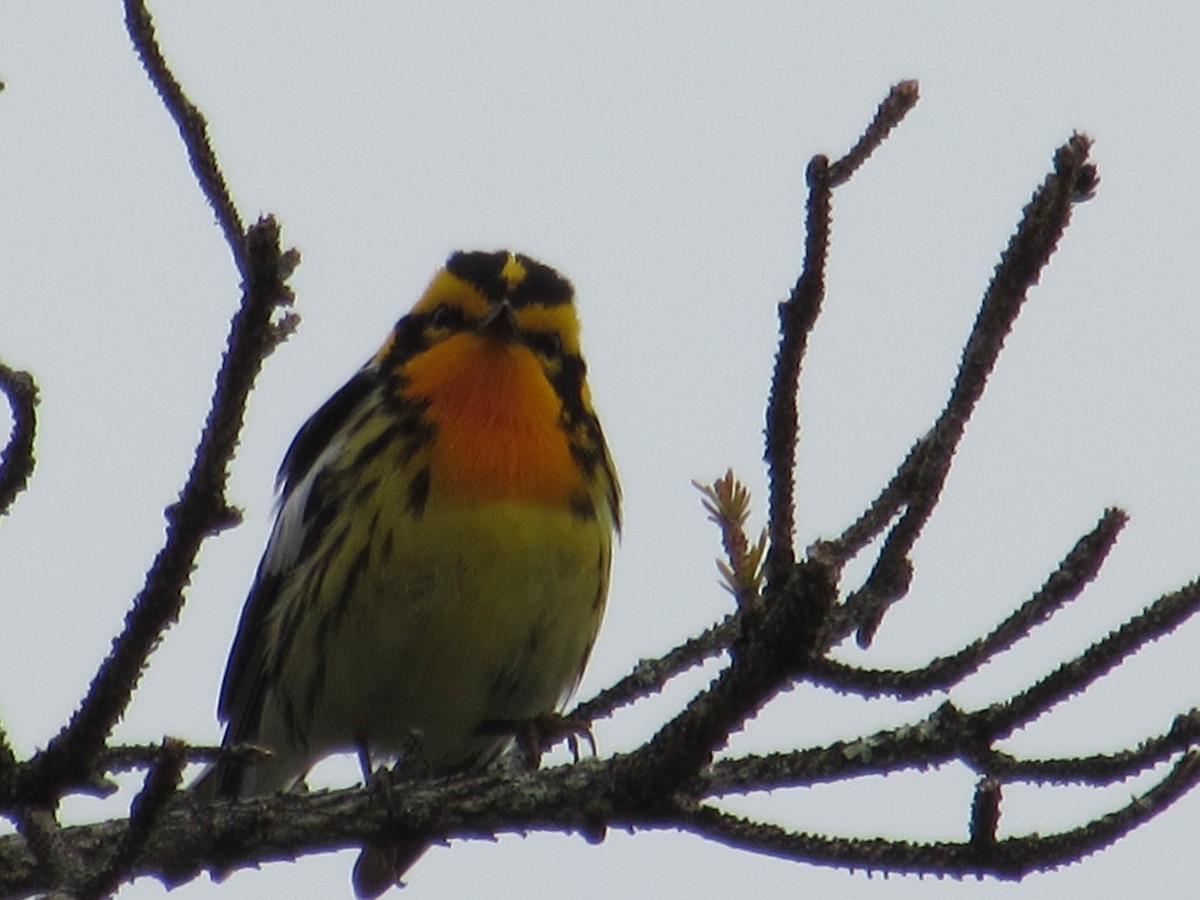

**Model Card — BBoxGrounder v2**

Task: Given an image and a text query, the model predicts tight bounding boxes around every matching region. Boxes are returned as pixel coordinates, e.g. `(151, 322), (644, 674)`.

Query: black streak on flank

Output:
(278, 370), (375, 495)
(302, 650), (327, 723)
(569, 493), (596, 521)
(568, 440), (601, 480)
(298, 473), (342, 561)
(593, 548), (608, 612)
(351, 420), (410, 472)
(406, 466), (431, 516)
(326, 540), (372, 637)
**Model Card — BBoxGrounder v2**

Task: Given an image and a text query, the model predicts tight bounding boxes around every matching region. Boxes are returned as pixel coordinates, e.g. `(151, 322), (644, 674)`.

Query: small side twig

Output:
(15, 805), (77, 891)
(570, 614), (738, 724)
(0, 363), (38, 520)
(681, 751), (1200, 879)
(96, 741), (266, 776)
(828, 79), (920, 186)
(123, 0), (245, 270)
(811, 507), (1128, 697)
(80, 739), (188, 900)
(968, 712), (1200, 785)
(982, 577), (1200, 740)
(16, 222), (297, 806)
(969, 777), (1002, 848)
(765, 80), (920, 592)
(834, 133), (1098, 645)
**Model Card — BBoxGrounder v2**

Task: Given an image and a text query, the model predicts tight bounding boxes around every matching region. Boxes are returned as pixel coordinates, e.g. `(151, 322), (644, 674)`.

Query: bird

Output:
(200, 250), (620, 896)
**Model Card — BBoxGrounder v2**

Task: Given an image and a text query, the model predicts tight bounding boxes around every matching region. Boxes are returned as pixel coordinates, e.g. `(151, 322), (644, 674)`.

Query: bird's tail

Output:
(352, 839), (429, 898)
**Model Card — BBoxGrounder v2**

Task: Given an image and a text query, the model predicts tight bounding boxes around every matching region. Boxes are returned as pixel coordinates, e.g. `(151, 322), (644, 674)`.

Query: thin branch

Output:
(698, 698), (1200, 800)
(610, 560), (836, 802)
(698, 694), (1200, 798)
(14, 218), (297, 806)
(123, 0), (246, 271)
(96, 741), (265, 776)
(682, 752), (1200, 879)
(569, 614), (737, 724)
(0, 363), (38, 520)
(80, 739), (188, 900)
(828, 79), (920, 186)
(969, 777), (1001, 847)
(14, 805), (77, 892)
(810, 508), (1128, 697)
(765, 82), (921, 590)
(814, 134), (1098, 577)
(834, 133), (1098, 645)
(7, 5), (302, 808)
(982, 578), (1200, 740)
(764, 152), (831, 588)
(970, 711), (1200, 785)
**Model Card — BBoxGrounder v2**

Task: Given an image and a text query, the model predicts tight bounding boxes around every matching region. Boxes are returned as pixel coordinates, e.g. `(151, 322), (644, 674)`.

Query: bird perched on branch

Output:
(199, 250), (620, 896)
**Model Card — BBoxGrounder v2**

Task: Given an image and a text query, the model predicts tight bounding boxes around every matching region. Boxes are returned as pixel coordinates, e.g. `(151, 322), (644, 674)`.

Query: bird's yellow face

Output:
(405, 251), (584, 359)
(369, 250), (619, 524)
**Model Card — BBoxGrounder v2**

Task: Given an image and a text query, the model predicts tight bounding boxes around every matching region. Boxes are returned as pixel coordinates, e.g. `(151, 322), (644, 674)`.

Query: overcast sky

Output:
(3, 3), (1200, 898)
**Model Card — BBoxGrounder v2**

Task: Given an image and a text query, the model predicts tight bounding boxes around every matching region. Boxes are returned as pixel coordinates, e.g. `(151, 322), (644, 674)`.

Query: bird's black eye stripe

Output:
(426, 302), (468, 332)
(525, 331), (564, 359)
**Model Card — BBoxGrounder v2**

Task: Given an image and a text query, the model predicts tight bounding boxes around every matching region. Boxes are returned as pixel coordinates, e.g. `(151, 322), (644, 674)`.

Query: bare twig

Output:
(831, 134), (1098, 645)
(969, 711), (1200, 785)
(80, 739), (188, 899)
(983, 578), (1200, 740)
(828, 79), (920, 186)
(682, 752), (1200, 879)
(764, 152), (831, 589)
(5, 0), (299, 813)
(766, 80), (920, 592)
(123, 0), (246, 270)
(569, 614), (738, 724)
(0, 363), (38, 520)
(969, 777), (1002, 848)
(811, 508), (1128, 697)
(96, 741), (266, 776)
(698, 701), (1200, 802)
(14, 805), (77, 891)
(14, 222), (296, 806)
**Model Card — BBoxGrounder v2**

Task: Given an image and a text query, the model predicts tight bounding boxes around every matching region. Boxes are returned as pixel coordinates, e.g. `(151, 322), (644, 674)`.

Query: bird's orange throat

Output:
(401, 334), (583, 506)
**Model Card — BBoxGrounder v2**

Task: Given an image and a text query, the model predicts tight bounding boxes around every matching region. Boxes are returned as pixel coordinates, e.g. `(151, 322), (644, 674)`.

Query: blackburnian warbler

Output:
(204, 250), (620, 896)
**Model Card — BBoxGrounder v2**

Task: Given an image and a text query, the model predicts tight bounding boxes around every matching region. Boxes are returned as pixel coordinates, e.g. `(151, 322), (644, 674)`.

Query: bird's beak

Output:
(477, 299), (518, 340)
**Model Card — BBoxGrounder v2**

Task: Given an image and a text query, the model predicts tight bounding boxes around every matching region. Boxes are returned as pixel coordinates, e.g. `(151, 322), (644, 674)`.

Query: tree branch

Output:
(766, 81), (920, 590)
(810, 507), (1127, 698)
(0, 363), (38, 521)
(122, 0), (246, 272)
(682, 751), (1200, 879)
(825, 133), (1099, 646)
(10, 219), (297, 809)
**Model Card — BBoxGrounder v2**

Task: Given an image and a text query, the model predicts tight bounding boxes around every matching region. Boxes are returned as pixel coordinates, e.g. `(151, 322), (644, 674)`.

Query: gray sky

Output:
(2, 2), (1199, 898)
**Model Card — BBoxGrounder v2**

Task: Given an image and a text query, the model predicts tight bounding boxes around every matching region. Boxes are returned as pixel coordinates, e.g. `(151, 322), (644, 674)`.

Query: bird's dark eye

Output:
(530, 331), (563, 359)
(430, 303), (452, 328)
